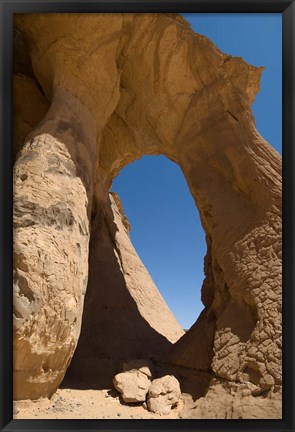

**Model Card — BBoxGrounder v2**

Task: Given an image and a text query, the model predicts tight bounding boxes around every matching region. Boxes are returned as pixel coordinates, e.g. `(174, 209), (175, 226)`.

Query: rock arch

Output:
(13, 13), (281, 417)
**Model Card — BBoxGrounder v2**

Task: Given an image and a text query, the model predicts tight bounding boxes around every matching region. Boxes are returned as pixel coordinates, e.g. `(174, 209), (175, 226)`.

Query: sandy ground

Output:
(14, 387), (186, 420)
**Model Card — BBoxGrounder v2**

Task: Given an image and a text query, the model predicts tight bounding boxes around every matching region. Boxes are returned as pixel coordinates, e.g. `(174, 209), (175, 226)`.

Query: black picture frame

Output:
(0, 1), (294, 431)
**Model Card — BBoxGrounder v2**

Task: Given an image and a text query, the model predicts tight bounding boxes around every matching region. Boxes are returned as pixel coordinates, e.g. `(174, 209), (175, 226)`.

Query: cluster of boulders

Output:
(113, 360), (181, 415)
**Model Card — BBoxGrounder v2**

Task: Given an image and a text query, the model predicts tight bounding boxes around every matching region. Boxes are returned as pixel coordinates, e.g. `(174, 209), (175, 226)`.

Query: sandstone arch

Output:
(13, 13), (281, 417)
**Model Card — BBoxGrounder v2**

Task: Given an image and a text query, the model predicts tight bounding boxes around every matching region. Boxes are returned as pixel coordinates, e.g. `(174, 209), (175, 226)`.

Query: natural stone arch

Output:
(13, 13), (281, 417)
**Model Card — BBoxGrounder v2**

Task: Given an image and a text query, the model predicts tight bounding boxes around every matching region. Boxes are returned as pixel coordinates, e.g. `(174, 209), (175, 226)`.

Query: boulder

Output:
(147, 375), (181, 415)
(113, 370), (152, 403)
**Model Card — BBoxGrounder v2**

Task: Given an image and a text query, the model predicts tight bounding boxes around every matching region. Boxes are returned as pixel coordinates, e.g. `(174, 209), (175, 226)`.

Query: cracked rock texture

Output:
(180, 379), (282, 419)
(113, 370), (152, 403)
(147, 375), (181, 415)
(113, 360), (154, 404)
(13, 13), (281, 418)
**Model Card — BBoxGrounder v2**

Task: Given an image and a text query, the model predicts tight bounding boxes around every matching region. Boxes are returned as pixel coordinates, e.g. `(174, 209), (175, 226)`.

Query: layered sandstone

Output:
(13, 13), (281, 418)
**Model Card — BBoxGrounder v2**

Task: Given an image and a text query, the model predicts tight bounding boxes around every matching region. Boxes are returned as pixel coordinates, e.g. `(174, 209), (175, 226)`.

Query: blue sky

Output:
(112, 14), (282, 330)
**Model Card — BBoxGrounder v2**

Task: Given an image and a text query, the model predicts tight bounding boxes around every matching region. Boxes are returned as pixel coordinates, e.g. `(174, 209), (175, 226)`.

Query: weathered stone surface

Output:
(13, 13), (281, 418)
(113, 370), (151, 403)
(13, 88), (97, 400)
(180, 379), (282, 419)
(147, 375), (181, 415)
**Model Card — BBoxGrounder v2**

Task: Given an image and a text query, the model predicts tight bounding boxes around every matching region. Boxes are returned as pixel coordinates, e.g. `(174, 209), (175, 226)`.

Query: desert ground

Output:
(14, 387), (186, 420)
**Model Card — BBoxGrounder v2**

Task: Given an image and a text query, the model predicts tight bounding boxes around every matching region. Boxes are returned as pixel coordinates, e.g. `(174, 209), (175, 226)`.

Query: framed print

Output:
(0, 1), (294, 431)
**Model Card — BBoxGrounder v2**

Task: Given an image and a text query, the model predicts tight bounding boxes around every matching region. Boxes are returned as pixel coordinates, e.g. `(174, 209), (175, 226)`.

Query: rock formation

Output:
(113, 360), (154, 403)
(13, 13), (281, 418)
(147, 375), (181, 415)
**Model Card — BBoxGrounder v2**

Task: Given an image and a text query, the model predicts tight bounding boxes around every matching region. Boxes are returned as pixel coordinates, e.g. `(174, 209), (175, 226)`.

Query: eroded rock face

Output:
(180, 379), (282, 419)
(13, 88), (97, 400)
(13, 13), (281, 418)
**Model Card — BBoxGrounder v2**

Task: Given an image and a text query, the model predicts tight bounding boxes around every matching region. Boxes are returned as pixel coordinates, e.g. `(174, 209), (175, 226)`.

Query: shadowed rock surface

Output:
(13, 13), (281, 418)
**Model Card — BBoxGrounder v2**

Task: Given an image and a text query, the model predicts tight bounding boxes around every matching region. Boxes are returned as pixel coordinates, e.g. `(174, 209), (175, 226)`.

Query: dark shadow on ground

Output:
(61, 195), (173, 390)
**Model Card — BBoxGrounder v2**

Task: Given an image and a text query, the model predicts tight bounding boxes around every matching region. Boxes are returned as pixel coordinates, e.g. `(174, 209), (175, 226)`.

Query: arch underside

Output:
(13, 13), (282, 418)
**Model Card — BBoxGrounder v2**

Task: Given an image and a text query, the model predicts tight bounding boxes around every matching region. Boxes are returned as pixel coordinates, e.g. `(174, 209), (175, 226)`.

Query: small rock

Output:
(147, 375), (181, 415)
(13, 406), (19, 415)
(260, 374), (275, 387)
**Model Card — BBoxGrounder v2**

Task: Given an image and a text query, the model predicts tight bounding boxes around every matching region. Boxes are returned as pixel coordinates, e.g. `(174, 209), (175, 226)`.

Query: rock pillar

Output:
(13, 86), (97, 399)
(166, 79), (282, 392)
